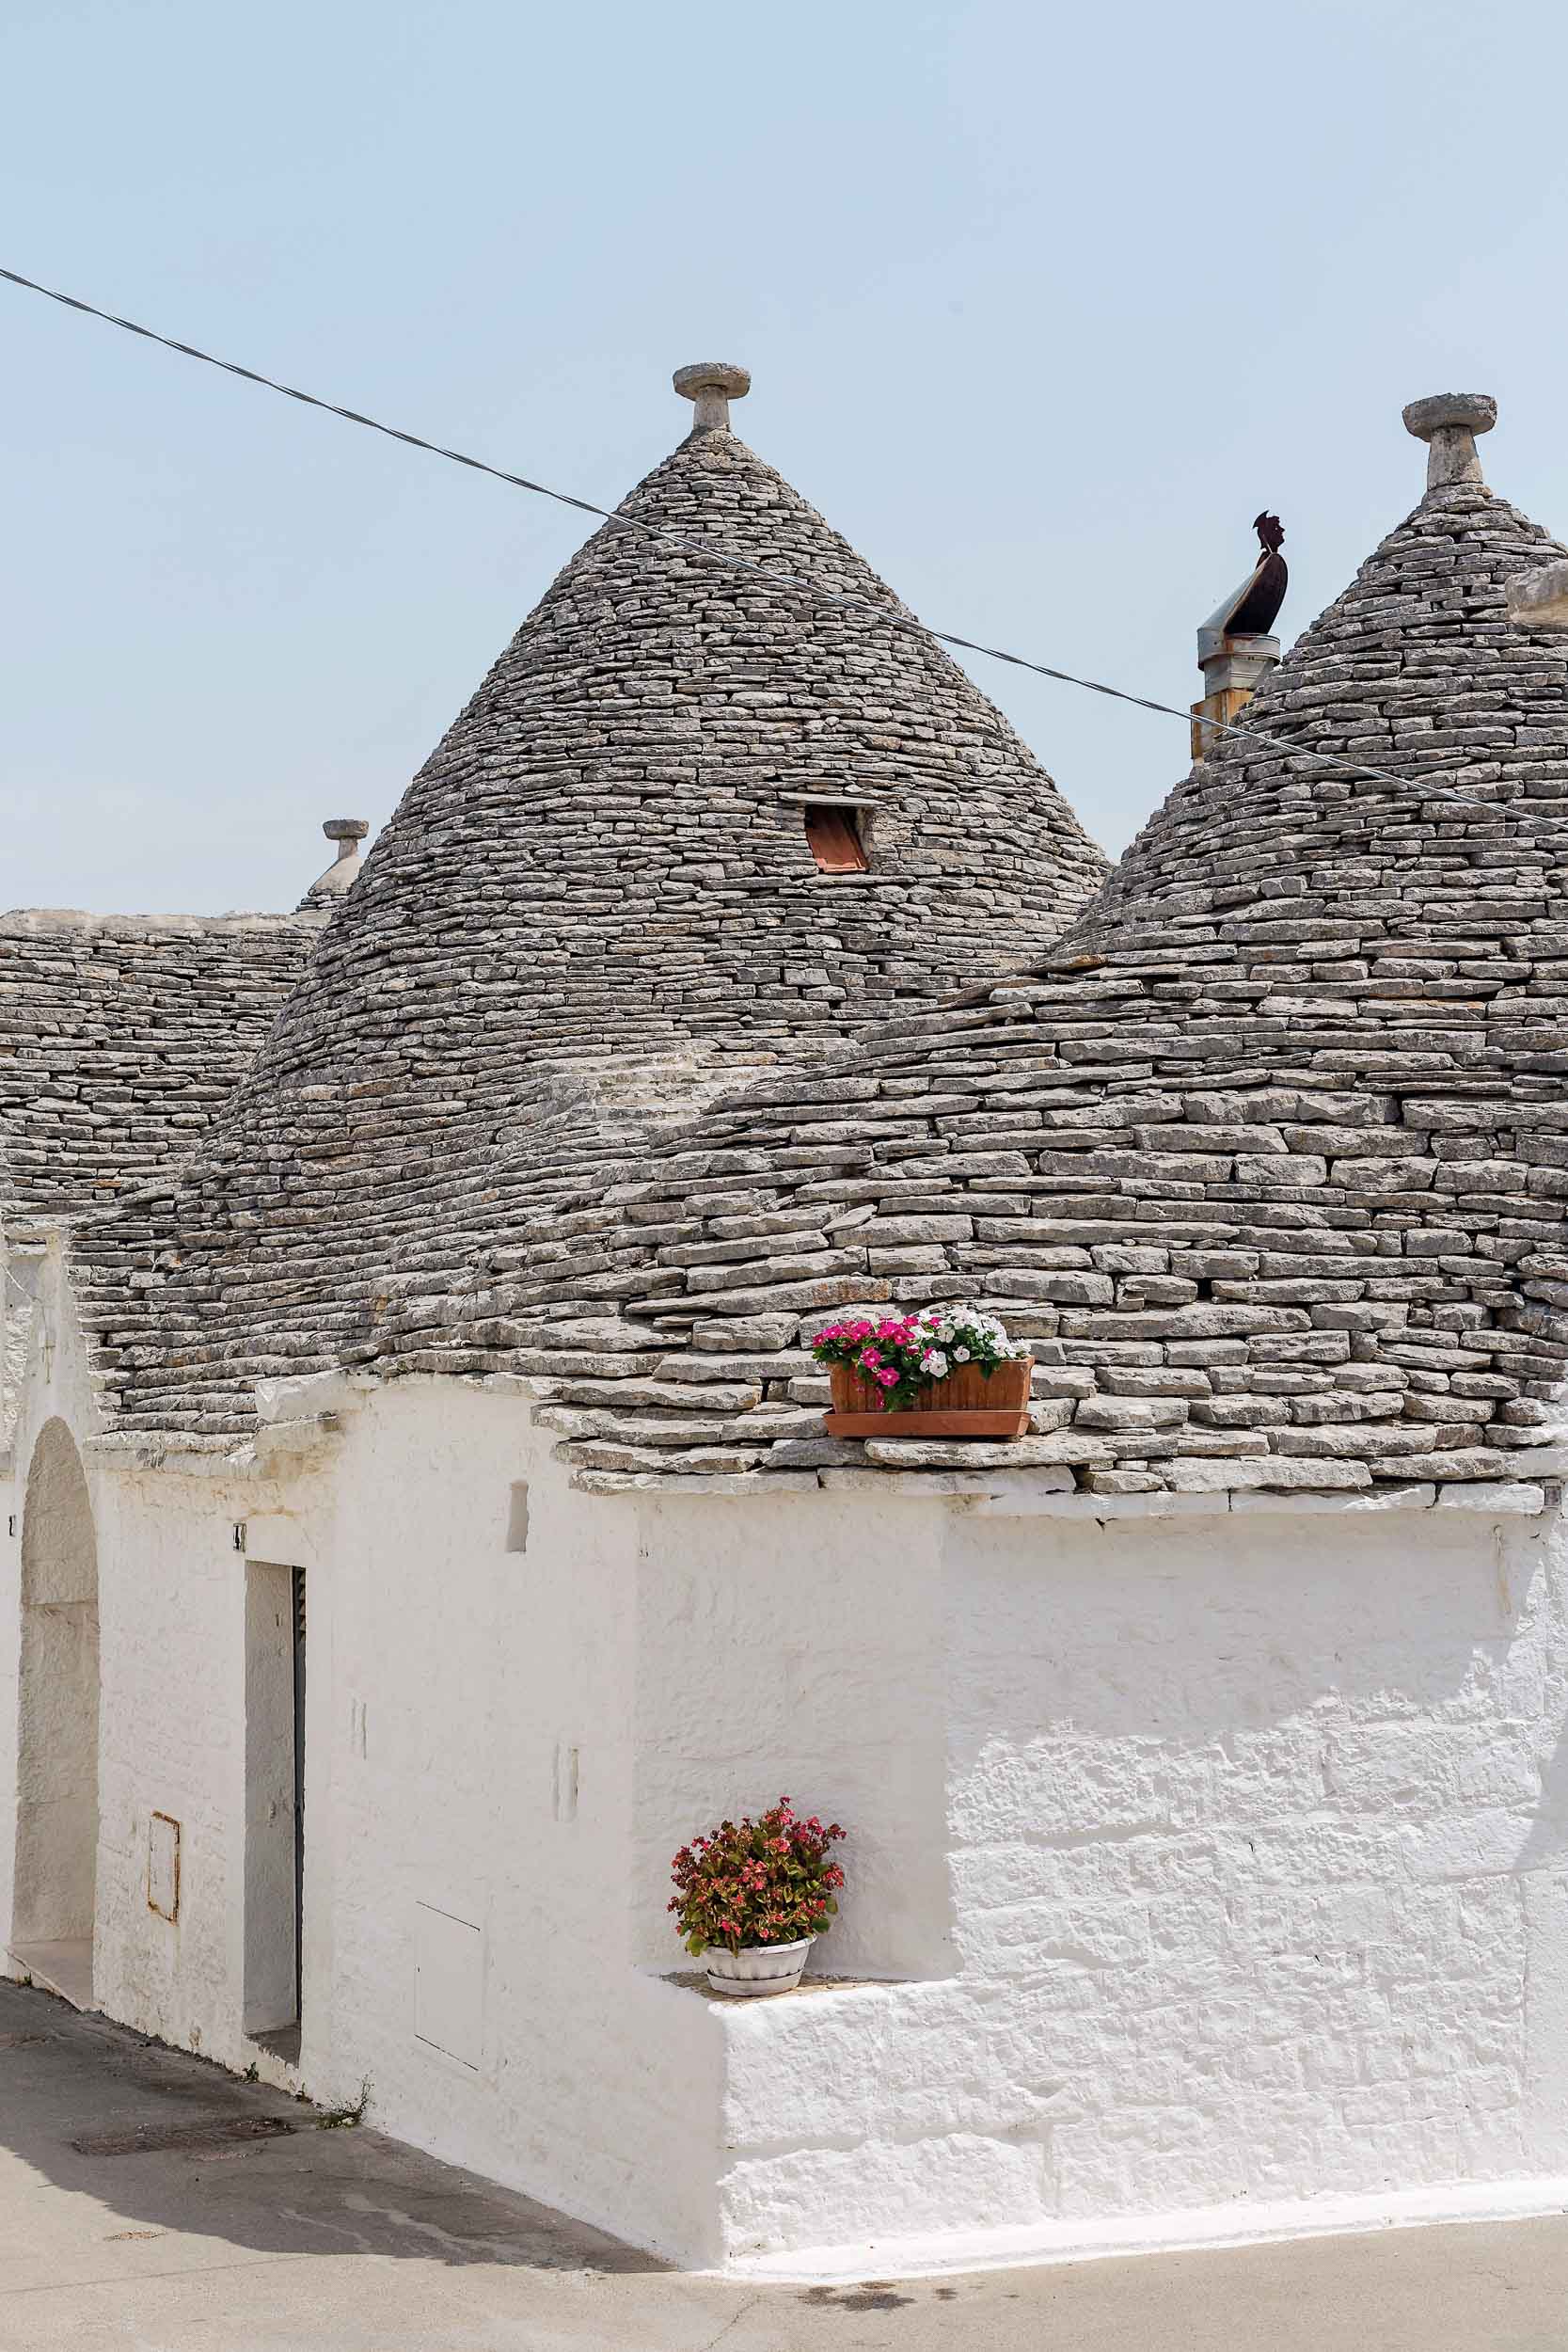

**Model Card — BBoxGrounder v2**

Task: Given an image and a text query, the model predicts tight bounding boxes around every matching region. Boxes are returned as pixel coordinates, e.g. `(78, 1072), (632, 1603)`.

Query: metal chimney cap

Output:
(1402, 392), (1497, 442)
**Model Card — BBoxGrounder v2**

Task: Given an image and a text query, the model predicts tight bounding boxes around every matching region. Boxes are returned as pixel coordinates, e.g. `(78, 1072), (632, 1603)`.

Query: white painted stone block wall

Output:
(681, 1492), (1568, 2262)
(0, 1242), (40, 1955)
(0, 1455), (18, 1956)
(20, 1334), (1568, 2272)
(93, 1467), (266, 2053)
(11, 1417), (100, 1946)
(65, 1379), (730, 2263)
(630, 1490), (953, 1983)
(2, 1241), (104, 1990)
(318, 1384), (733, 2260)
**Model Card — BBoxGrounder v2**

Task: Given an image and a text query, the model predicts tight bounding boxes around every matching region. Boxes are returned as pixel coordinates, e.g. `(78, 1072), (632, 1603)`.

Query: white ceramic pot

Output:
(703, 1937), (813, 1997)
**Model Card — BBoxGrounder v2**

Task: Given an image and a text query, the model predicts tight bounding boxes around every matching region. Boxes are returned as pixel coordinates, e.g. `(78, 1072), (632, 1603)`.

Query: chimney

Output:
(1189, 514), (1288, 761)
(297, 818), (369, 912)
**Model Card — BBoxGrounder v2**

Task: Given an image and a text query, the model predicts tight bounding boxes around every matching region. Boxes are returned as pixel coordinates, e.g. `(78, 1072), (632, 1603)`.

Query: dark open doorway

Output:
(244, 1559), (306, 2063)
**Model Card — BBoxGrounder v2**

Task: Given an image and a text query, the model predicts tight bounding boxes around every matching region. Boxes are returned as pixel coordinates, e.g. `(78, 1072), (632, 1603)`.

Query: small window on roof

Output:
(803, 804), (869, 873)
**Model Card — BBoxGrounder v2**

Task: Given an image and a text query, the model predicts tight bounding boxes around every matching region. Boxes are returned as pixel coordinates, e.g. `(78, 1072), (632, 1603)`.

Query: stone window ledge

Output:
(574, 1469), (1558, 1518)
(645, 1967), (911, 2006)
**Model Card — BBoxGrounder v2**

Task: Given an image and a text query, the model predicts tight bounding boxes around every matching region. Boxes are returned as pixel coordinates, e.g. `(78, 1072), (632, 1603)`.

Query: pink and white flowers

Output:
(669, 1798), (847, 1958)
(810, 1305), (1030, 1410)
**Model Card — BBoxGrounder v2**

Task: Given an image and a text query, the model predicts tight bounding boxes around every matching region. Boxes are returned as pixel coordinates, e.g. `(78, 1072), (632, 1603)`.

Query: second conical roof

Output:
(1085, 461), (1568, 954)
(467, 398), (1568, 1498)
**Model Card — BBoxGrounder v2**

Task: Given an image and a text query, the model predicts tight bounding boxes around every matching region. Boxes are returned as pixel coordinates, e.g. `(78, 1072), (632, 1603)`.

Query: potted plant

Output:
(811, 1307), (1035, 1438)
(669, 1797), (847, 1997)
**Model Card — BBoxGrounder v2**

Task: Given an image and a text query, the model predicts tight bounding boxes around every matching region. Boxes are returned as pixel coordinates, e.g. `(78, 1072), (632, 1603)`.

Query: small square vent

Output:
(803, 804), (869, 873)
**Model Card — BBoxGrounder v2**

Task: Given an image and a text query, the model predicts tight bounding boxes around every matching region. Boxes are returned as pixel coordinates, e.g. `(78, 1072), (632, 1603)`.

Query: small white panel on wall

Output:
(413, 1901), (483, 2069)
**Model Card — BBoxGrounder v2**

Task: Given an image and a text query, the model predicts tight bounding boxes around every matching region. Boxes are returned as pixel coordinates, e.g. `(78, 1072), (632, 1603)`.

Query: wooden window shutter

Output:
(803, 805), (868, 873)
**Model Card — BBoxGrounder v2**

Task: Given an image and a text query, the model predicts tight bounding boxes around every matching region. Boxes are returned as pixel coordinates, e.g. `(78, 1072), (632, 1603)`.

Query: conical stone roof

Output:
(71, 371), (1104, 1437)
(483, 395), (1568, 1497)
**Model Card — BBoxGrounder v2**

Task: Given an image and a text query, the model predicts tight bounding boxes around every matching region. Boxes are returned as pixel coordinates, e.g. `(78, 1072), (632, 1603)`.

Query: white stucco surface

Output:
(691, 1491), (1568, 2263)
(1, 1240), (103, 1989)
(11, 1415), (99, 1947)
(6, 1320), (1568, 2272)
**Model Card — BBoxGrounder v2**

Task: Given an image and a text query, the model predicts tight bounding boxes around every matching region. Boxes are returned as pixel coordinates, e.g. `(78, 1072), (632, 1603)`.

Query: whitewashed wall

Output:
(53, 1376), (728, 2264)
(630, 1489), (953, 1983)
(1, 1241), (46, 1950)
(0, 1422), (18, 1957)
(686, 1487), (1568, 2265)
(11, 1338), (1568, 2273)
(0, 1238), (102, 1982)
(309, 1381), (724, 2261)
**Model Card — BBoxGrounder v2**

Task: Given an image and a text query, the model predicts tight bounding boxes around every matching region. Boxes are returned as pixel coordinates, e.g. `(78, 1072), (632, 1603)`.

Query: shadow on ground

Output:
(7, 1978), (1568, 2352)
(0, 1977), (661, 2274)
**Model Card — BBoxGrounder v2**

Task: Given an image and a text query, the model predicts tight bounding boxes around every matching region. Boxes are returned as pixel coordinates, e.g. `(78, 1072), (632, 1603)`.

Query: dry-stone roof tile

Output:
(1, 910), (321, 1220)
(68, 385), (1104, 1436)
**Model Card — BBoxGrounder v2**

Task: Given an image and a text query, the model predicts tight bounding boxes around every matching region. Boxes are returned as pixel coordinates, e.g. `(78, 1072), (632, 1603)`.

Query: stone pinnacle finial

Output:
(1402, 392), (1497, 491)
(673, 361), (751, 435)
(298, 817), (370, 912)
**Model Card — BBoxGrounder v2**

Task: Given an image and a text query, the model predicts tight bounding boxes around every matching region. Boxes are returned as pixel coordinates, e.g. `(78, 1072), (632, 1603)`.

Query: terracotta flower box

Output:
(824, 1357), (1033, 1439)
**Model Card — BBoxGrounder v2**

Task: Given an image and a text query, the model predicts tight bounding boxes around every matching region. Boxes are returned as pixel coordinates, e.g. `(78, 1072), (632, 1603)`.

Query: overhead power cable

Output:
(3, 261), (1567, 838)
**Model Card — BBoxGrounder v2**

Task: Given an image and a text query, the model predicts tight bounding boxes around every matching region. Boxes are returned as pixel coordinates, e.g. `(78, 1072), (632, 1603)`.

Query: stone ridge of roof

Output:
(65, 413), (1109, 1437)
(449, 465), (1568, 1500)
(4, 909), (324, 937)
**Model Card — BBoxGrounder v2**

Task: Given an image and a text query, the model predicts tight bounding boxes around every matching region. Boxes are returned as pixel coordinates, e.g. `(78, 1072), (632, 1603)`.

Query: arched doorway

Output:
(10, 1417), (99, 2008)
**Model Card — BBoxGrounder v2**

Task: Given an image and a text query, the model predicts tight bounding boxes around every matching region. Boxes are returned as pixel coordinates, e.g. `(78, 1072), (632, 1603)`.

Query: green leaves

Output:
(669, 1799), (847, 1957)
(810, 1307), (1025, 1405)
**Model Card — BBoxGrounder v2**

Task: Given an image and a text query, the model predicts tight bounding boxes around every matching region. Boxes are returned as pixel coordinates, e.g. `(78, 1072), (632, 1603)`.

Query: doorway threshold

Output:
(250, 2022), (301, 2066)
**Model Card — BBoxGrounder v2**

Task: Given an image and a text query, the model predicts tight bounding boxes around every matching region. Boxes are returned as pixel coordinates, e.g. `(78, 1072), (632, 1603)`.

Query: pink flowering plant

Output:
(669, 1797), (847, 1957)
(810, 1306), (1030, 1409)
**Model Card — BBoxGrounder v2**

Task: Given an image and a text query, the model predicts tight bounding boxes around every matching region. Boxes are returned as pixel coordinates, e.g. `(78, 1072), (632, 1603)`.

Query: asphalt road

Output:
(1, 1979), (1564, 2350)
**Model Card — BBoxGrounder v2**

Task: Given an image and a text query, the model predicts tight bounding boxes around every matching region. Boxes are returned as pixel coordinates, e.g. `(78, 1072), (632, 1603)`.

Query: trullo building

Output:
(5, 373), (1568, 2276)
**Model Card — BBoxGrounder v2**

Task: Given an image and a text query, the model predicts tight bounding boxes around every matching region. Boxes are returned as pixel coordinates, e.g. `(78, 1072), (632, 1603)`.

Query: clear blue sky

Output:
(6, 0), (1567, 913)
